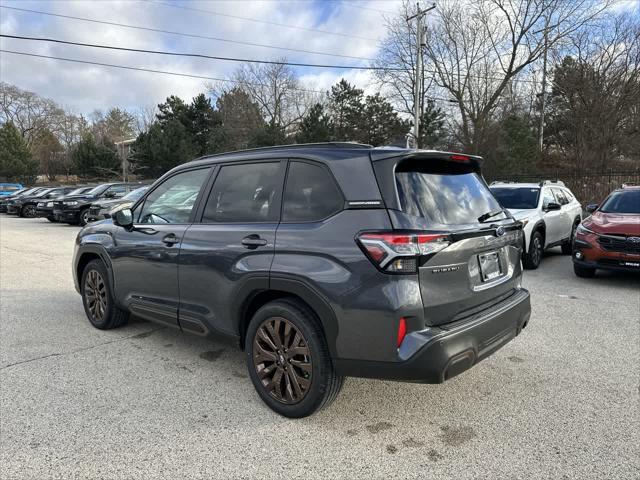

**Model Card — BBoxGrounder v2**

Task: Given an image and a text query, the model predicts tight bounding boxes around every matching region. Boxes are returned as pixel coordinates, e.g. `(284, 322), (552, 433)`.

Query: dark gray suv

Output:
(73, 143), (531, 417)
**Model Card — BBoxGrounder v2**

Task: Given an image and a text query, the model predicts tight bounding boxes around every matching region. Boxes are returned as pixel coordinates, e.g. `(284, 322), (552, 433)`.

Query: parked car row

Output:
(490, 180), (640, 278)
(0, 182), (150, 226)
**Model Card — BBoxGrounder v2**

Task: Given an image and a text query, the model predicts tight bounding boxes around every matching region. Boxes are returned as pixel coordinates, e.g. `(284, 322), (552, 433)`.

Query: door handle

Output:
(242, 234), (268, 249)
(162, 233), (180, 246)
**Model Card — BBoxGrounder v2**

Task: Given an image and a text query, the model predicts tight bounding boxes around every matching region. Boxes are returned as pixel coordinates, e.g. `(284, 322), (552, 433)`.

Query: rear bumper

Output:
(334, 288), (531, 383)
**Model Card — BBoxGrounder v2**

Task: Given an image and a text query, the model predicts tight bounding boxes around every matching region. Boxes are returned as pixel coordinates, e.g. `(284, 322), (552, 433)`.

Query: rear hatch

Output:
(372, 152), (523, 326)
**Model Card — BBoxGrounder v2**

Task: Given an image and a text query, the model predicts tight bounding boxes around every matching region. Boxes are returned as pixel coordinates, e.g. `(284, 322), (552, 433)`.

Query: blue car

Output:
(0, 183), (24, 197)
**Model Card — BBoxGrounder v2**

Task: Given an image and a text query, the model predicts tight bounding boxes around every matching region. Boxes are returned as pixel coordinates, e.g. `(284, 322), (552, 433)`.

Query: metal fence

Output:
(487, 170), (640, 205)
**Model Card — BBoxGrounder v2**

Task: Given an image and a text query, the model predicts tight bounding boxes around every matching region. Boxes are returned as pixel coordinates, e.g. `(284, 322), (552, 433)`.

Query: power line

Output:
(143, 0), (381, 42)
(0, 5), (375, 61)
(0, 49), (324, 93)
(0, 34), (403, 71)
(0, 48), (459, 104)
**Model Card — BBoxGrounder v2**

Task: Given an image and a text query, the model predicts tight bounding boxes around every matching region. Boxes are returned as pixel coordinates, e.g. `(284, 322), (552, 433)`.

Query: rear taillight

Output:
(356, 231), (450, 273)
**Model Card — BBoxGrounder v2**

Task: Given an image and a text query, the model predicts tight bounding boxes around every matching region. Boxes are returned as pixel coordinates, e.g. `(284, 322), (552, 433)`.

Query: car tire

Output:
(81, 259), (129, 329)
(46, 216), (57, 223)
(523, 231), (543, 269)
(79, 208), (90, 226)
(20, 204), (36, 218)
(561, 221), (578, 255)
(573, 263), (596, 278)
(245, 299), (344, 418)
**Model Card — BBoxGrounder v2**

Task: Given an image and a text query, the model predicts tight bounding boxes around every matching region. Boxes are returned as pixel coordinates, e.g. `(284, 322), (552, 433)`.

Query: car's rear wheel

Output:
(78, 208), (91, 226)
(561, 221), (578, 255)
(245, 299), (343, 418)
(46, 216), (57, 222)
(523, 231), (543, 269)
(81, 259), (129, 329)
(573, 263), (596, 278)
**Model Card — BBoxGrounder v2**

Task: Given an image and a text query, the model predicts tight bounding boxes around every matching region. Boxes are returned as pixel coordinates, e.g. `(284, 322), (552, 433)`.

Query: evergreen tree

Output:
(359, 93), (409, 146)
(417, 100), (446, 148)
(72, 133), (120, 178)
(214, 88), (264, 151)
(131, 119), (196, 178)
(328, 79), (364, 141)
(0, 122), (38, 182)
(185, 93), (221, 156)
(296, 103), (332, 143)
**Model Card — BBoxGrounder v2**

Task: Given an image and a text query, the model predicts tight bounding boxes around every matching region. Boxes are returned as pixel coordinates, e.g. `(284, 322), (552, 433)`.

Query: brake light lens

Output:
(450, 154), (470, 162)
(356, 231), (450, 273)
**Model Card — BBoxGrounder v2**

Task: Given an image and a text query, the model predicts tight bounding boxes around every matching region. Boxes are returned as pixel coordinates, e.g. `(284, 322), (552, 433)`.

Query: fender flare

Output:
(75, 244), (116, 302)
(528, 220), (546, 251)
(235, 276), (340, 359)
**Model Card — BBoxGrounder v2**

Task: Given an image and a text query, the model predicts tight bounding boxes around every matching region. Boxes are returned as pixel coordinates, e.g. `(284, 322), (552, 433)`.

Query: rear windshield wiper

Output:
(477, 209), (505, 223)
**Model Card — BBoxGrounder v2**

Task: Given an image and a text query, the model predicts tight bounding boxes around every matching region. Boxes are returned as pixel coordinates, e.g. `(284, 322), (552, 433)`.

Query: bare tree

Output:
(546, 15), (640, 171)
(229, 61), (316, 134)
(0, 82), (66, 146)
(395, 0), (614, 153)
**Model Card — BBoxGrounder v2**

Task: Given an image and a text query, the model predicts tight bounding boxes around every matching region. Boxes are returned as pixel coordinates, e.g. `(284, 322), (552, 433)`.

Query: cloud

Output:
(0, 0), (402, 114)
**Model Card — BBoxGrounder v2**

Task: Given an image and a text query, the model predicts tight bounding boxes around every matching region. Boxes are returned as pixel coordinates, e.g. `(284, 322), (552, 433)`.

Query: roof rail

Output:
(489, 180), (517, 185)
(539, 179), (566, 187)
(193, 142), (373, 161)
(621, 182), (638, 188)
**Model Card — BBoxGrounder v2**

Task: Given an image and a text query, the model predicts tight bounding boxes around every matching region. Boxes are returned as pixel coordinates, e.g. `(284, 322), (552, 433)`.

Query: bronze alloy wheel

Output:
(84, 270), (107, 322)
(253, 317), (312, 404)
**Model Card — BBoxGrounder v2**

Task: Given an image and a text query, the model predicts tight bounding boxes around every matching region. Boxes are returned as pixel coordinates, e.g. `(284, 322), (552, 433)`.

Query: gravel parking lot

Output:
(1, 215), (638, 480)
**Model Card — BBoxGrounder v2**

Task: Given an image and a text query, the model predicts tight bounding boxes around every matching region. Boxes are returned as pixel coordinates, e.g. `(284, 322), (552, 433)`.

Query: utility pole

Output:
(538, 13), (550, 152)
(407, 2), (435, 149)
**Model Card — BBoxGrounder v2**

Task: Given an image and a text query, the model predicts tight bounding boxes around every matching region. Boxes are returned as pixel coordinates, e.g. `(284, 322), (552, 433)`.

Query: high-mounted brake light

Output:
(450, 154), (470, 162)
(356, 231), (450, 273)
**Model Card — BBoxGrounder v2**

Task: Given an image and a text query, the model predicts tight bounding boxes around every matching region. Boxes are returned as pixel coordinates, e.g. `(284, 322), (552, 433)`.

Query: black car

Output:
(6, 187), (55, 216)
(0, 187), (34, 213)
(36, 186), (95, 222)
(73, 143), (531, 418)
(55, 182), (136, 226)
(87, 186), (150, 222)
(8, 186), (78, 218)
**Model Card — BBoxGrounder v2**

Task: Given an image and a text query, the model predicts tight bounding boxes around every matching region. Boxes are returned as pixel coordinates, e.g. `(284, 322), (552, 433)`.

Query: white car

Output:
(490, 181), (583, 269)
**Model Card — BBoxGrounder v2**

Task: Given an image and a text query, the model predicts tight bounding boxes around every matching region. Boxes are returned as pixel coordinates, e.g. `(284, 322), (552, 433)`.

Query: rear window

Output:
(491, 187), (540, 209)
(600, 190), (640, 214)
(395, 166), (504, 225)
(283, 161), (343, 222)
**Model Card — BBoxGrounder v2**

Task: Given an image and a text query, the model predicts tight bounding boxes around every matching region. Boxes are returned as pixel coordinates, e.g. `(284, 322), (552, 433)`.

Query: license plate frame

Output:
(478, 251), (503, 282)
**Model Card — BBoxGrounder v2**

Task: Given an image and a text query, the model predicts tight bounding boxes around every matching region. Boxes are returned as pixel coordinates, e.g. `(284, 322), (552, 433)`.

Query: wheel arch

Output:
(236, 278), (339, 358)
(75, 245), (115, 301)
(531, 220), (546, 249)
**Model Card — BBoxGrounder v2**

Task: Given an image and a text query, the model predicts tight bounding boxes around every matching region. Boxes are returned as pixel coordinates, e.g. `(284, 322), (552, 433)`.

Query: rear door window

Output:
(395, 165), (504, 225)
(552, 188), (569, 205)
(202, 162), (282, 223)
(282, 161), (343, 222)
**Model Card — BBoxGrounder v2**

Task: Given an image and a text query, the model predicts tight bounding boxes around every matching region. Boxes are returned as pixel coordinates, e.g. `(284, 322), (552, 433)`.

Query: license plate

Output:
(478, 251), (502, 282)
(621, 260), (640, 268)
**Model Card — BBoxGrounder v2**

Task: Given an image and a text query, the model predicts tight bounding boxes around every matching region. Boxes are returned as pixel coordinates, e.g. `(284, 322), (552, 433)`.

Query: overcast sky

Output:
(0, 0), (406, 114)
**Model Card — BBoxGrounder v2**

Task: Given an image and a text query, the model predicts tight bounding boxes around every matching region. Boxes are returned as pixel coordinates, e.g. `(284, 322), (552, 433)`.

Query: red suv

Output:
(573, 185), (640, 277)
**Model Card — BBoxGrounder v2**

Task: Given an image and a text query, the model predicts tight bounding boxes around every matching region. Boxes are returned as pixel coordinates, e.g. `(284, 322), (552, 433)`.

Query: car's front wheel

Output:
(523, 231), (543, 269)
(245, 299), (343, 418)
(81, 259), (129, 329)
(561, 221), (578, 255)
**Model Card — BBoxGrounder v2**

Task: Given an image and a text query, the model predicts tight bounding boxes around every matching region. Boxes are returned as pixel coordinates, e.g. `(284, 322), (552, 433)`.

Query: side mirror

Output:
(544, 202), (561, 212)
(586, 203), (598, 213)
(113, 207), (133, 228)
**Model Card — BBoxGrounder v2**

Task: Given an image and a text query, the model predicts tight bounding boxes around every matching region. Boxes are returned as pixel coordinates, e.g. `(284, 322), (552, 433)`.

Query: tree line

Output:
(1, 0), (637, 184)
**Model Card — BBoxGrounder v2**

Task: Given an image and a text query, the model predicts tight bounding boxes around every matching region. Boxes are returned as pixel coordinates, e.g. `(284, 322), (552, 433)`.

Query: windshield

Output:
(491, 187), (540, 209)
(123, 186), (148, 201)
(33, 188), (54, 198)
(86, 184), (110, 196)
(69, 187), (90, 195)
(395, 169), (505, 225)
(599, 190), (640, 214)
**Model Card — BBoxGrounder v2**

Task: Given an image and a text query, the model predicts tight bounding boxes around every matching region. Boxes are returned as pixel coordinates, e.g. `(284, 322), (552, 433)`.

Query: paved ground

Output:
(1, 214), (638, 480)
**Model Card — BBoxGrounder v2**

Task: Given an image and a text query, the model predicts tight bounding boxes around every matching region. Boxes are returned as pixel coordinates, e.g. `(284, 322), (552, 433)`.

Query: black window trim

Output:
(132, 165), (215, 226)
(279, 158), (346, 225)
(196, 158), (287, 225)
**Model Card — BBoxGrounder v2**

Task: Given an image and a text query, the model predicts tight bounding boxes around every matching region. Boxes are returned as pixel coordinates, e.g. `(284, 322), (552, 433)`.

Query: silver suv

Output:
(490, 180), (583, 269)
